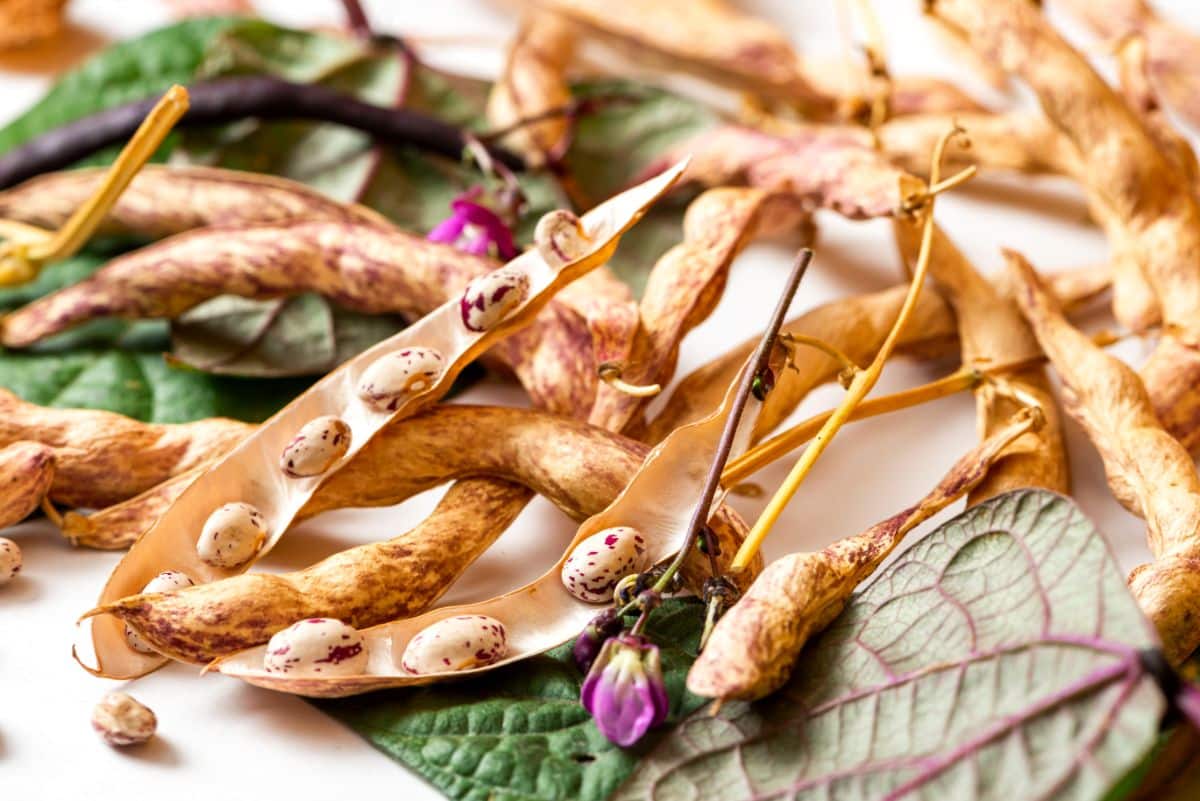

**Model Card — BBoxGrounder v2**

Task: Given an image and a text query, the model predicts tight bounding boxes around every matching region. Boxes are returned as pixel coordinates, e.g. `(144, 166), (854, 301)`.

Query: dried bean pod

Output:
(688, 410), (1044, 701)
(0, 165), (387, 240)
(0, 441), (56, 529)
(125, 570), (195, 654)
(486, 14), (574, 164)
(213, 360), (765, 697)
(90, 407), (752, 666)
(79, 164), (687, 680)
(1007, 250), (1200, 665)
(279, 416), (351, 478)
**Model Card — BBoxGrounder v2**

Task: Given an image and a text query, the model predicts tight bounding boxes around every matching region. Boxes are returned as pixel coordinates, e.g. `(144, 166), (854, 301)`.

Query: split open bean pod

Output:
(213, 359), (763, 696)
(75, 161), (688, 680)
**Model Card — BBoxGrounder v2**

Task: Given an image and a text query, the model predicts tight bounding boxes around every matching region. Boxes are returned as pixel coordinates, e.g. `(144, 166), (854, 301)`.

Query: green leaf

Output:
(616, 490), (1167, 801)
(169, 293), (404, 377)
(0, 16), (240, 159)
(318, 598), (709, 801)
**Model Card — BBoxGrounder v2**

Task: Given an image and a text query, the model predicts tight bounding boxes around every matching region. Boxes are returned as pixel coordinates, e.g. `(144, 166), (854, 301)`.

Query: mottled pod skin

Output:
(459, 266), (531, 332)
(357, 347), (445, 412)
(1008, 251), (1200, 666)
(561, 526), (647, 602)
(264, 618), (368, 676)
(688, 409), (1041, 700)
(196, 502), (267, 569)
(280, 415), (351, 478)
(101, 407), (757, 664)
(91, 692), (156, 747)
(400, 615), (508, 674)
(0, 537), (21, 585)
(125, 571), (194, 654)
(0, 441), (56, 529)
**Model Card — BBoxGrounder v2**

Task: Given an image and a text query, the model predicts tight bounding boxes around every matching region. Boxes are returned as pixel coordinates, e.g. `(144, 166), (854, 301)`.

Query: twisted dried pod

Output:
(1007, 250), (1200, 665)
(62, 470), (196, 550)
(1116, 36), (1199, 191)
(521, 0), (834, 114)
(929, 0), (1200, 440)
(688, 408), (1042, 701)
(0, 441), (56, 529)
(644, 266), (1108, 443)
(78, 165), (686, 678)
(894, 212), (1068, 502)
(212, 362), (764, 697)
(486, 14), (575, 164)
(0, 165), (388, 240)
(0, 389), (251, 509)
(87, 404), (755, 666)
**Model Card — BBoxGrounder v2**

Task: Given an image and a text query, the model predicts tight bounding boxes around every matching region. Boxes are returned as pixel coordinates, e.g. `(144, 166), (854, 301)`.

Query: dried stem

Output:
(597, 363), (662, 398)
(730, 128), (968, 572)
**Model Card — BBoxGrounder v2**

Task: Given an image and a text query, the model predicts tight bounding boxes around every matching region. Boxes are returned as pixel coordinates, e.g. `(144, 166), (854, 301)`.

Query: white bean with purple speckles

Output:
(459, 266), (531, 332)
(400, 615), (508, 674)
(264, 618), (368, 675)
(125, 570), (195, 653)
(280, 415), (351, 478)
(196, 502), (267, 569)
(357, 347), (445, 412)
(561, 526), (648, 603)
(534, 209), (590, 266)
(0, 537), (21, 585)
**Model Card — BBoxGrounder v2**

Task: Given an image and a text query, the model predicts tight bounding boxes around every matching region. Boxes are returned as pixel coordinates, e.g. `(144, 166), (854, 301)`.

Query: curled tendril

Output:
(597, 362), (662, 397)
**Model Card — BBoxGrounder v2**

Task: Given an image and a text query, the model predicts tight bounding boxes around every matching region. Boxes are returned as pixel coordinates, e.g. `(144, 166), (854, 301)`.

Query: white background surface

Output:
(3, 1), (1199, 798)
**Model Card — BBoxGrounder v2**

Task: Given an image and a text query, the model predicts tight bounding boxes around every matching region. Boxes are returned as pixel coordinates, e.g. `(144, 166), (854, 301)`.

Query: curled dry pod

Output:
(688, 407), (1043, 701)
(196, 502), (267, 569)
(91, 692), (156, 747)
(0, 440), (56, 529)
(400, 615), (508, 674)
(264, 618), (368, 676)
(561, 526), (648, 603)
(214, 359), (764, 696)
(280, 415), (352, 478)
(356, 348), (445, 412)
(459, 266), (532, 333)
(1007, 250), (1200, 665)
(125, 570), (195, 654)
(486, 14), (574, 164)
(79, 162), (688, 681)
(0, 165), (387, 240)
(0, 537), (22, 585)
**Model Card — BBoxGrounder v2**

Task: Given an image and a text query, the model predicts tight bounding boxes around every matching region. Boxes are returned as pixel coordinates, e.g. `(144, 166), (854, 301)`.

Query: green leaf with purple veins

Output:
(616, 490), (1169, 801)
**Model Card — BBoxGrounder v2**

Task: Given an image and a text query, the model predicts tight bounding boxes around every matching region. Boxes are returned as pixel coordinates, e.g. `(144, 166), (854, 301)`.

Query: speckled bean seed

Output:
(534, 209), (589, 266)
(280, 415), (352, 478)
(400, 615), (508, 674)
(357, 347), (445, 412)
(196, 502), (266, 569)
(92, 692), (157, 747)
(0, 537), (21, 585)
(125, 570), (195, 653)
(561, 526), (648, 603)
(264, 618), (368, 676)
(459, 266), (531, 332)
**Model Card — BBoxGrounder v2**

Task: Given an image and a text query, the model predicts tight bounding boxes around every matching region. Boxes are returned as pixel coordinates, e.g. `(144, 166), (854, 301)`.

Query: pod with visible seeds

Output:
(264, 618), (368, 676)
(561, 526), (648, 603)
(357, 347), (445, 412)
(534, 209), (589, 266)
(459, 265), (531, 332)
(91, 692), (156, 747)
(280, 415), (351, 478)
(400, 615), (508, 674)
(126, 570), (195, 653)
(0, 537), (21, 585)
(196, 502), (266, 569)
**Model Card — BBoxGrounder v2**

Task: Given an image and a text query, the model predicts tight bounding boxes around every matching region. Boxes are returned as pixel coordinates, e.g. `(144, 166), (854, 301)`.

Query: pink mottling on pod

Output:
(125, 570), (195, 653)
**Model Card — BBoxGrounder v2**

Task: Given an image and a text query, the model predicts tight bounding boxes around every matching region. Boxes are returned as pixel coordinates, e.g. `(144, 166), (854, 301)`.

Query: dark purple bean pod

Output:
(0, 76), (526, 189)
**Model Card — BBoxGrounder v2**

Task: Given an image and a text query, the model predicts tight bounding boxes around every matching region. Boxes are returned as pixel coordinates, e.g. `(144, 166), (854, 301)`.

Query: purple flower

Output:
(427, 188), (518, 260)
(580, 633), (669, 747)
(573, 607), (623, 673)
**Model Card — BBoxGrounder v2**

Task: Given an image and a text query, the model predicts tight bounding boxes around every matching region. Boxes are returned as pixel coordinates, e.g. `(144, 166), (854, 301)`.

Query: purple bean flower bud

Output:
(573, 607), (622, 673)
(580, 633), (669, 747)
(427, 188), (518, 260)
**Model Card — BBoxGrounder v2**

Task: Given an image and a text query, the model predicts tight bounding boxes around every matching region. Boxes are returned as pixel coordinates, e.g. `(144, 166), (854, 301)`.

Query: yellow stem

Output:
(597, 363), (662, 398)
(0, 85), (189, 287)
(722, 366), (979, 486)
(783, 333), (862, 384)
(729, 127), (967, 572)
